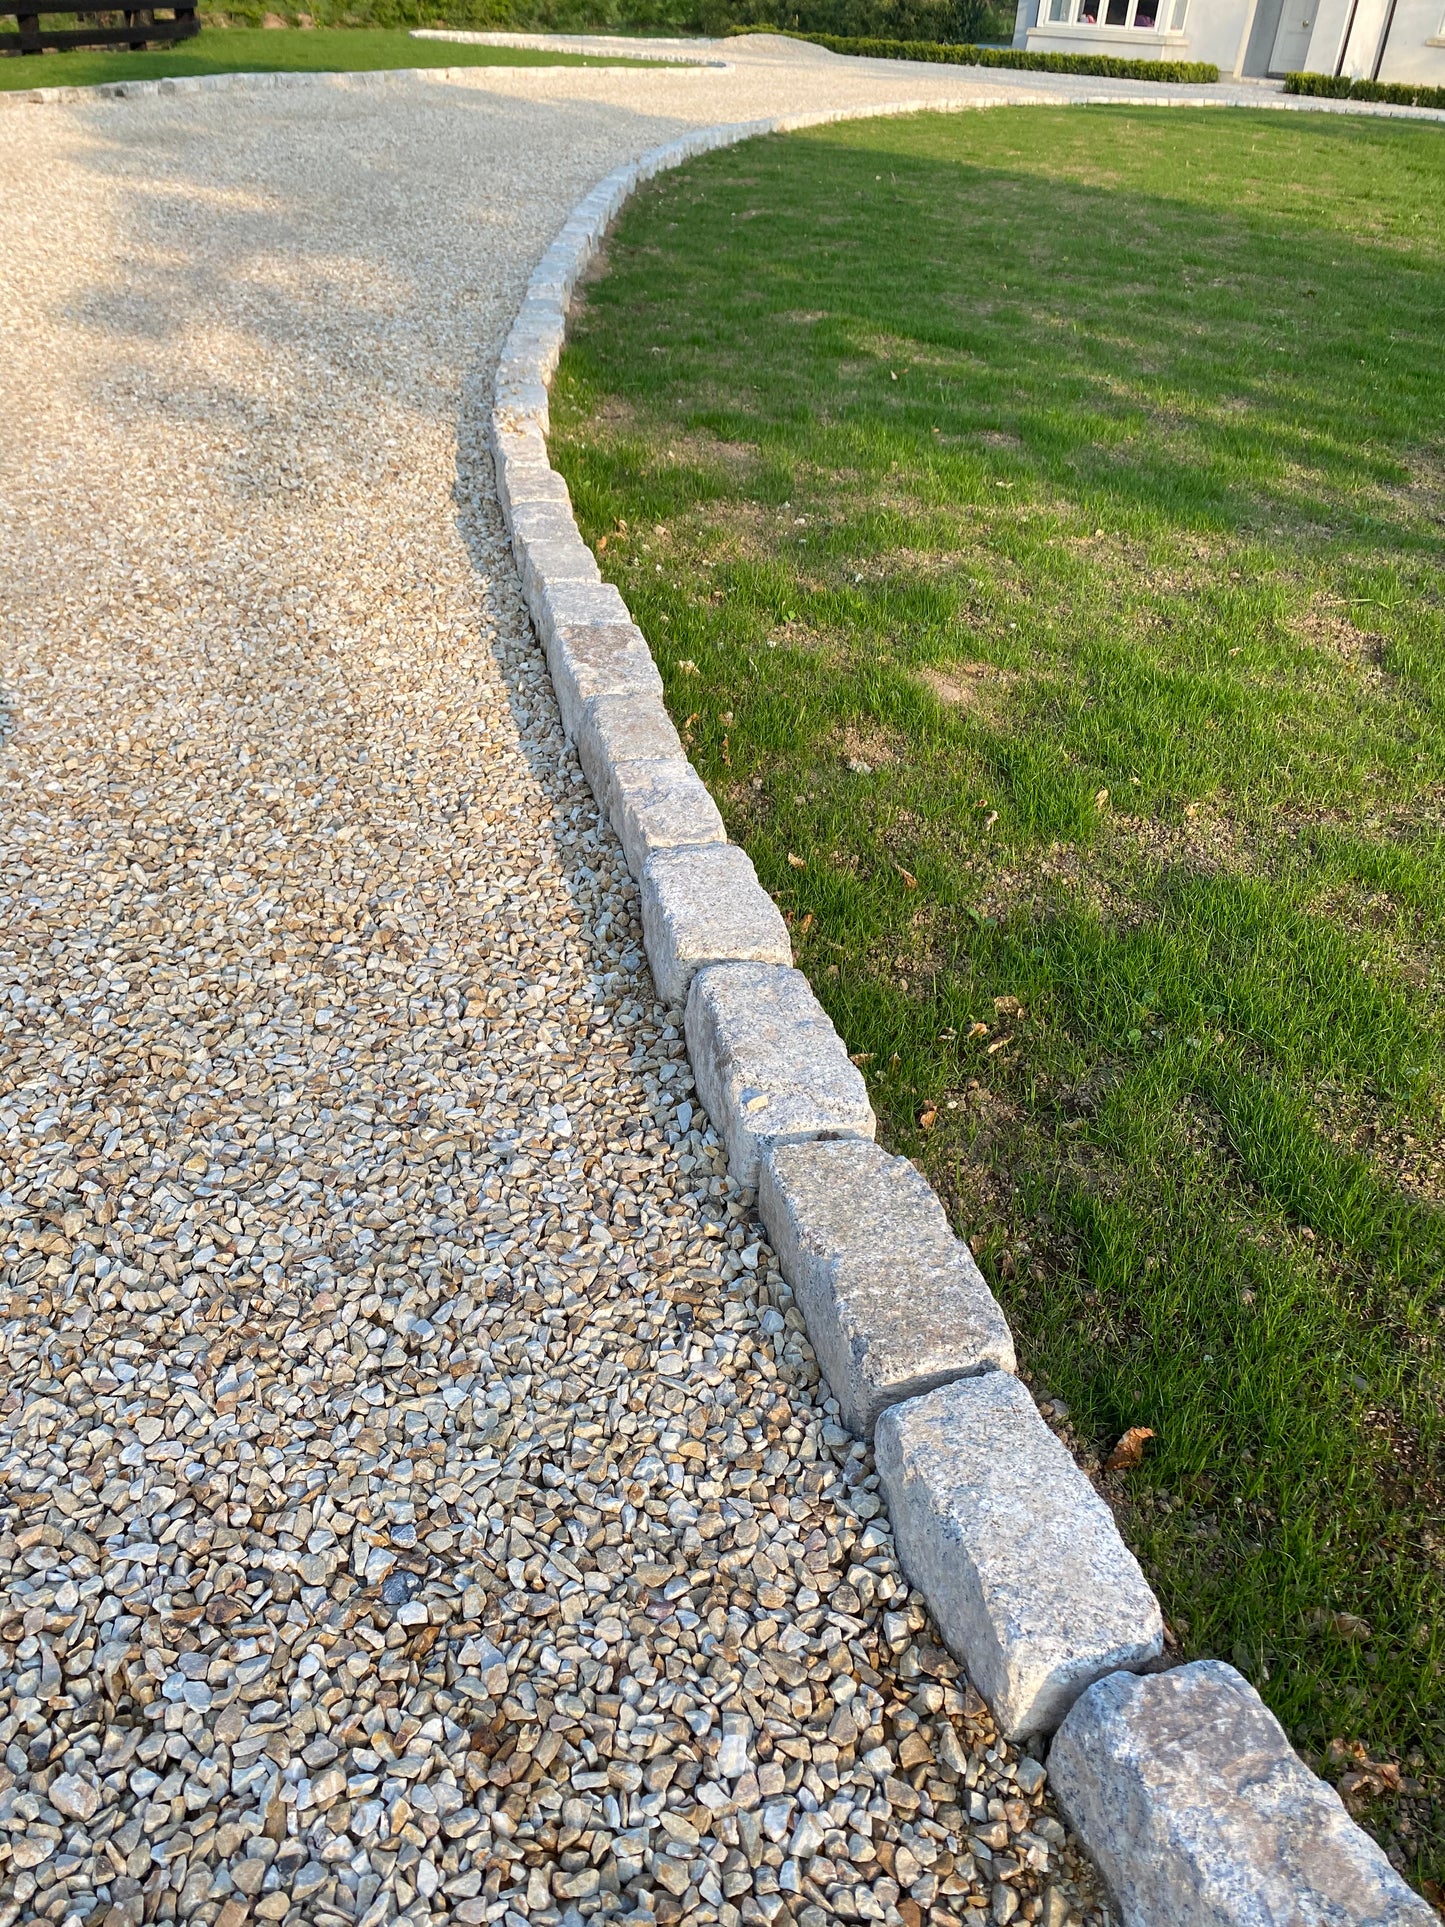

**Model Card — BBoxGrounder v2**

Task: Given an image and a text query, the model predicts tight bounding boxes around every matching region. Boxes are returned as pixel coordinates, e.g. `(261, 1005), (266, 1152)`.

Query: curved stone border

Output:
(6, 42), (1440, 120)
(489, 96), (1437, 1926)
(0, 46), (692, 110)
(412, 27), (731, 65)
(0, 63), (526, 110)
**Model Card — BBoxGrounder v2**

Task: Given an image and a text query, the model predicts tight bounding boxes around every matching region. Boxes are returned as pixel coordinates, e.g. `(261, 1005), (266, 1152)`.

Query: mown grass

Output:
(549, 106), (1445, 1885)
(0, 24), (660, 88)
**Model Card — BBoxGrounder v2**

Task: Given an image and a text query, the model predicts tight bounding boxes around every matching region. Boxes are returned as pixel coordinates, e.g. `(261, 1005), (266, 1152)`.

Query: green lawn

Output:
(550, 106), (1445, 1886)
(0, 25), (663, 89)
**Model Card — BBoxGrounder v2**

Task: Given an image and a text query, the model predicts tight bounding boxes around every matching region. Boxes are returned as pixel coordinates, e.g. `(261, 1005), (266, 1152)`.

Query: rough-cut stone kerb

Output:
(483, 90), (1427, 1921)
(531, 578), (633, 655)
(511, 510), (602, 610)
(641, 847), (792, 1007)
(875, 1374), (1163, 1737)
(542, 621), (664, 744)
(575, 692), (684, 821)
(609, 756), (727, 878)
(685, 962), (874, 1184)
(758, 1137), (1015, 1436)
(1049, 1662), (1437, 1927)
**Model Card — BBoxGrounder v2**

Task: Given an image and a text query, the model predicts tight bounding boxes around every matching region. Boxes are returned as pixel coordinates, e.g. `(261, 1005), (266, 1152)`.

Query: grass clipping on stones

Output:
(551, 105), (1445, 1890)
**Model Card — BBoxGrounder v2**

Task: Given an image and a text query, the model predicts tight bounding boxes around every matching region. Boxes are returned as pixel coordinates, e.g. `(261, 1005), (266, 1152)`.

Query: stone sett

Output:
(607, 754), (727, 878)
(758, 1136), (1016, 1436)
(574, 690), (684, 822)
(684, 960), (874, 1184)
(875, 1373), (1164, 1738)
(533, 575), (632, 655)
(1050, 1661), (1437, 1927)
(543, 619), (664, 741)
(508, 499), (601, 605)
(642, 845), (792, 1007)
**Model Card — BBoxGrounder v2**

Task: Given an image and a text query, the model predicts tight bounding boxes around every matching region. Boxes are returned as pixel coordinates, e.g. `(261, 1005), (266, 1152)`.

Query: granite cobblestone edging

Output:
(487, 112), (1436, 1927)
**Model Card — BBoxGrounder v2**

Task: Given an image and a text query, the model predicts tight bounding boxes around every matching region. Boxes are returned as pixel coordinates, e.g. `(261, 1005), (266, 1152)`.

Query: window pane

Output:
(1048, 0), (1073, 19)
(1134, 0), (1161, 24)
(1106, 0), (1129, 20)
(1077, 0), (1099, 20)
(1170, 0), (1189, 24)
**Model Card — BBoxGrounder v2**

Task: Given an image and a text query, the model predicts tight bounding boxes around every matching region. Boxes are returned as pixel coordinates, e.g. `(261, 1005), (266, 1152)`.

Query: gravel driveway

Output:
(0, 39), (1277, 1927)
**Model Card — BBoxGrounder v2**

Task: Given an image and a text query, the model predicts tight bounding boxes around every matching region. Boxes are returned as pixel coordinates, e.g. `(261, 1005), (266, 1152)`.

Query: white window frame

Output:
(1045, 0), (1186, 25)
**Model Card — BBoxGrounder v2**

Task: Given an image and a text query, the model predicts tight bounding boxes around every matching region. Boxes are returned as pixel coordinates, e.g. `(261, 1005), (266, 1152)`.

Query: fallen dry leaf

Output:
(918, 1105), (938, 1131)
(1094, 788), (1110, 810)
(849, 1051), (873, 1065)
(894, 864), (918, 889)
(1104, 1426), (1155, 1471)
(1337, 1759), (1404, 1810)
(1312, 1609), (1371, 1642)
(797, 912), (814, 937)
(966, 1021), (989, 1041)
(787, 852), (806, 870)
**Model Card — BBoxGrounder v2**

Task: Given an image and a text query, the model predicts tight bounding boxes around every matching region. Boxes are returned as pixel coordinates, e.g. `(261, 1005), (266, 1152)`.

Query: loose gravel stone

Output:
(0, 46), (1136, 1927)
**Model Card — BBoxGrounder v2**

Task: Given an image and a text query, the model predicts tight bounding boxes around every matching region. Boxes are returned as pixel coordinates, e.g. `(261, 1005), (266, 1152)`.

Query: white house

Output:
(1011, 0), (1445, 81)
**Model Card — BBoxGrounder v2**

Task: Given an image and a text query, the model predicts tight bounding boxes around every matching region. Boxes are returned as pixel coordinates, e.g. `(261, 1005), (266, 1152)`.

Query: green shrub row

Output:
(201, 0), (1008, 39)
(1284, 69), (1445, 109)
(786, 31), (1219, 80)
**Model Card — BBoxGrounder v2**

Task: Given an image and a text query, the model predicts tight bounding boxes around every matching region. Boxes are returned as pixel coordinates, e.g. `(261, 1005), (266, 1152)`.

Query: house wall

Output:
(1376, 0), (1445, 79)
(1302, 0), (1445, 73)
(1184, 0), (1265, 66)
(1239, 0), (1288, 71)
(1024, 0), (1258, 67)
(1024, 0), (1442, 71)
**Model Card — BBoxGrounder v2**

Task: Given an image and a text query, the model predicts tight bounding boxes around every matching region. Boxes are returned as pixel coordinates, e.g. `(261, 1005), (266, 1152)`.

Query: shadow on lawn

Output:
(552, 104), (1445, 1882)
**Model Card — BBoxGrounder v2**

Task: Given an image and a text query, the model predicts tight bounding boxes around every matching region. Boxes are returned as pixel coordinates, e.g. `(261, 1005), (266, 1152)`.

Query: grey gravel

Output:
(0, 42), (1185, 1927)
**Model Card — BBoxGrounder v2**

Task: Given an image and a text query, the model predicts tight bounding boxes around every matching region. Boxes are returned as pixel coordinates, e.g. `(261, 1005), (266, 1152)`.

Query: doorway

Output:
(1269, 0), (1317, 70)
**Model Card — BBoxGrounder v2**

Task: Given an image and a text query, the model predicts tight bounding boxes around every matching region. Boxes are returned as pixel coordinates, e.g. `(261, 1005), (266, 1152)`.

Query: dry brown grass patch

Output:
(1299, 608), (1388, 666)
(836, 722), (903, 770)
(916, 661), (1017, 716)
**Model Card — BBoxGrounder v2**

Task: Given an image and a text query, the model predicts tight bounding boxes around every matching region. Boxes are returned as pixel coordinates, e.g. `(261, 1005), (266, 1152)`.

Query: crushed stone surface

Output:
(0, 43), (1143, 1927)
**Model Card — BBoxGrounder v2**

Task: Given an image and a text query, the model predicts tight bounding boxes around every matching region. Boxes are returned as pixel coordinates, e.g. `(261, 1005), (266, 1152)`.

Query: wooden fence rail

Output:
(1, 4), (199, 53)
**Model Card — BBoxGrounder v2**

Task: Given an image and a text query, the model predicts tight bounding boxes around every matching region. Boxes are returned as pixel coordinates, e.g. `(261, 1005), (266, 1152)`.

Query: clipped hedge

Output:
(717, 0), (1005, 42)
(203, 0), (1009, 37)
(1284, 69), (1445, 109)
(787, 31), (1218, 80)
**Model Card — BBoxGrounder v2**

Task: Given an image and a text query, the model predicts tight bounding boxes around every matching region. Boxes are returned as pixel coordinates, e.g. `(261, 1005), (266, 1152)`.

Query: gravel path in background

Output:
(0, 51), (1134, 1927)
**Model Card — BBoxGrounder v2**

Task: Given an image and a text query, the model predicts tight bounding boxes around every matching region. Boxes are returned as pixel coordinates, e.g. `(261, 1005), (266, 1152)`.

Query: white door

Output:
(1270, 0), (1318, 71)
